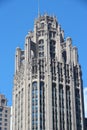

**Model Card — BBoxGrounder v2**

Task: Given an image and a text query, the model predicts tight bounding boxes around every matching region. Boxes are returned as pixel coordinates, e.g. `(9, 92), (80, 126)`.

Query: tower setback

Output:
(12, 14), (85, 130)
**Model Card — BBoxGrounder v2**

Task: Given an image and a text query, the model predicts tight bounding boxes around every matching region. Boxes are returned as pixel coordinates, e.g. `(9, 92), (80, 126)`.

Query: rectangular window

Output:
(0, 109), (2, 112)
(4, 123), (7, 126)
(5, 115), (7, 117)
(5, 110), (8, 113)
(39, 45), (44, 51)
(4, 119), (7, 122)
(39, 52), (44, 57)
(53, 32), (56, 38)
(0, 118), (2, 121)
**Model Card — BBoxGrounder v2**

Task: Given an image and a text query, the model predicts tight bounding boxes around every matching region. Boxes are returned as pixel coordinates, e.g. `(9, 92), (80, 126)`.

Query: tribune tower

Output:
(12, 14), (85, 130)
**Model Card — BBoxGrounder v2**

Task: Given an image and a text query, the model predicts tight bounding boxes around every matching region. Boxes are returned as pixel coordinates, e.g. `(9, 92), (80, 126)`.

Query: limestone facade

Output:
(12, 14), (85, 130)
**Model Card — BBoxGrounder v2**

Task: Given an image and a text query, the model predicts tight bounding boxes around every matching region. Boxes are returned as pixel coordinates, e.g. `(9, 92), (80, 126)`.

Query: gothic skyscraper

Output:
(12, 14), (85, 130)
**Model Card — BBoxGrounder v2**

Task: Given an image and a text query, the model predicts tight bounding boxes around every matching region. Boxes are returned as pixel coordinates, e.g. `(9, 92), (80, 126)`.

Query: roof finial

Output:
(38, 0), (40, 18)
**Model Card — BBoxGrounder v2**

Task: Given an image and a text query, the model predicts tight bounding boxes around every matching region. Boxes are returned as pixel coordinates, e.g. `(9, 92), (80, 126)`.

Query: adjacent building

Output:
(10, 106), (12, 130)
(85, 118), (87, 130)
(12, 14), (85, 130)
(0, 94), (11, 130)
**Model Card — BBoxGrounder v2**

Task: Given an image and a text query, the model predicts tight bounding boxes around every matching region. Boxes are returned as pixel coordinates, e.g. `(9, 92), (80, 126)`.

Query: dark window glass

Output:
(62, 51), (66, 63)
(5, 115), (7, 117)
(32, 82), (38, 129)
(4, 123), (7, 126)
(0, 118), (2, 121)
(5, 110), (8, 113)
(50, 40), (56, 59)
(4, 119), (7, 122)
(0, 109), (2, 112)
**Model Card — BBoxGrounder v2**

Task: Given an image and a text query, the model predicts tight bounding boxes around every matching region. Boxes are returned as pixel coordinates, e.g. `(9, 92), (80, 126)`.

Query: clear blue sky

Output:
(0, 0), (87, 115)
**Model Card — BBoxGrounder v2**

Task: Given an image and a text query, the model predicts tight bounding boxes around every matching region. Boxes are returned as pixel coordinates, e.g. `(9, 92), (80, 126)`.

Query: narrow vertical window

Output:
(32, 82), (38, 130)
(40, 82), (45, 130)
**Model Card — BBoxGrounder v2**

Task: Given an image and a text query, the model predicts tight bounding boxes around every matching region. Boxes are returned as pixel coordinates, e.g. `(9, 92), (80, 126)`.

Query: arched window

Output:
(39, 39), (44, 45)
(32, 82), (37, 89)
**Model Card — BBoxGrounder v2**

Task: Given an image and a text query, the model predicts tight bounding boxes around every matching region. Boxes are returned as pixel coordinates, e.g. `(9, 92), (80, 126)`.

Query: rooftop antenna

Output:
(38, 0), (40, 18)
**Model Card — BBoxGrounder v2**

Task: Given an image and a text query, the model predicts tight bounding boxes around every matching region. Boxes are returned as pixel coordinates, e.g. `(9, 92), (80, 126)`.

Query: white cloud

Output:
(84, 87), (87, 117)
